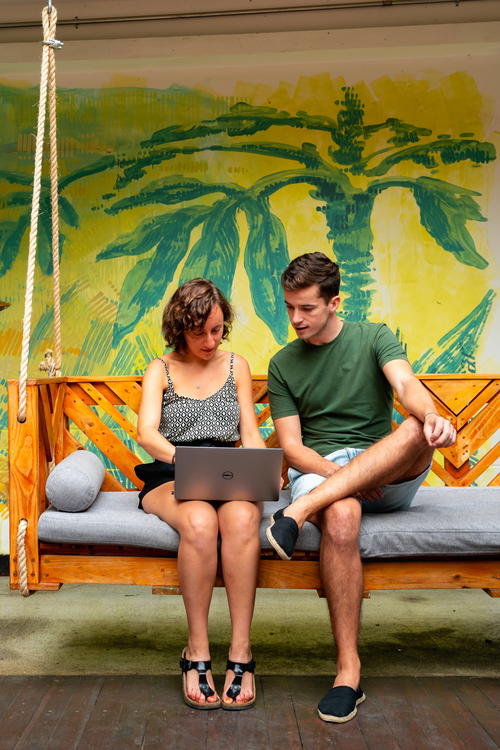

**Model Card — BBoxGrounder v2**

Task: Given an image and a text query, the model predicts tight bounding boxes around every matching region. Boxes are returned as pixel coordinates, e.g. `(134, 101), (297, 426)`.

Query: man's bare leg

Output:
(309, 443), (436, 693)
(320, 497), (363, 690)
(286, 417), (434, 527)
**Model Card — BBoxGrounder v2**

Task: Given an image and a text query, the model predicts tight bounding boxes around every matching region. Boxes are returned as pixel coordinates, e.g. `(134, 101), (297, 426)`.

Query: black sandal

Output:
(180, 648), (221, 710)
(222, 658), (256, 711)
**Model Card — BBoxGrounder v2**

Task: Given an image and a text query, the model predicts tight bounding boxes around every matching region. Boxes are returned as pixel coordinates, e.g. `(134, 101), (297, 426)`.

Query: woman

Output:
(136, 278), (266, 710)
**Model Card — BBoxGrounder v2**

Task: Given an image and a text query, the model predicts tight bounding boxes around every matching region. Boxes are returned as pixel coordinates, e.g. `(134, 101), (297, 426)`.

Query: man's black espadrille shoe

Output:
(265, 507), (299, 560)
(317, 686), (365, 723)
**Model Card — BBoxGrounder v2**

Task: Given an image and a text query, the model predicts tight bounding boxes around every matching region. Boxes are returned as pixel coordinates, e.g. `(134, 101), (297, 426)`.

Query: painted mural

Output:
(0, 63), (499, 552)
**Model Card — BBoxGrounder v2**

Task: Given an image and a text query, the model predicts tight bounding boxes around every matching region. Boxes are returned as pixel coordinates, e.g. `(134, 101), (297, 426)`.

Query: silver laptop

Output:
(174, 446), (283, 502)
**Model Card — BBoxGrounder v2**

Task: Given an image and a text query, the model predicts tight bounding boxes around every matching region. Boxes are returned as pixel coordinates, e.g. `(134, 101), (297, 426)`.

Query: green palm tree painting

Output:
(97, 86), (496, 349)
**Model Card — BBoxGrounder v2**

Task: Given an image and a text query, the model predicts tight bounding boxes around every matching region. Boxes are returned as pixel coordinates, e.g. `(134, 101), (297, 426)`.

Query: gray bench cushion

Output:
(37, 486), (500, 558)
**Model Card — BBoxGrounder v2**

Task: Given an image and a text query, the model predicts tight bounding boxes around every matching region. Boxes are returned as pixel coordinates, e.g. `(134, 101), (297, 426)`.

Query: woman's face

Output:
(183, 304), (225, 360)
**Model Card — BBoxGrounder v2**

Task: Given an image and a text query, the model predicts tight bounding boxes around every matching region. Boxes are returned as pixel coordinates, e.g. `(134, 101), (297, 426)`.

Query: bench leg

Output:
(152, 586), (182, 595)
(483, 588), (500, 598)
(10, 583), (62, 592)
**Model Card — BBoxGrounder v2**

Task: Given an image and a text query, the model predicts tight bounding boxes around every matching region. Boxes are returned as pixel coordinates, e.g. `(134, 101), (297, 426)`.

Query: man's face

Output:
(283, 285), (340, 344)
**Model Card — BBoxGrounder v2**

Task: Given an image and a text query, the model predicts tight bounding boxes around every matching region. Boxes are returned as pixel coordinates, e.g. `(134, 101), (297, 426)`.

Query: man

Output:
(266, 252), (455, 724)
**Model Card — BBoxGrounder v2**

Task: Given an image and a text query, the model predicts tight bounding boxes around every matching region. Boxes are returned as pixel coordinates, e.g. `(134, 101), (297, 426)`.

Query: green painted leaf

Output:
(59, 155), (116, 191)
(243, 198), (289, 343)
(99, 206), (209, 262)
(179, 201), (239, 298)
(58, 195), (79, 228)
(112, 207), (209, 344)
(113, 256), (155, 344)
(412, 176), (488, 269)
(142, 102), (344, 150)
(0, 214), (30, 276)
(0, 191), (32, 208)
(107, 175), (239, 214)
(143, 104), (298, 147)
(98, 216), (169, 261)
(365, 139), (496, 177)
(412, 289), (495, 373)
(0, 169), (35, 187)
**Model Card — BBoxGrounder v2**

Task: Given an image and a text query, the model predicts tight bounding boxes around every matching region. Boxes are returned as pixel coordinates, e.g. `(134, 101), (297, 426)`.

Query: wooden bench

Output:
(7, 374), (500, 596)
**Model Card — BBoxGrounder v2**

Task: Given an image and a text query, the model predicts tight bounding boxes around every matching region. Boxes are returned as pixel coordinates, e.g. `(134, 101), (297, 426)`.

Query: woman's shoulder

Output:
(145, 356), (168, 370)
(230, 351), (248, 364)
(229, 352), (251, 379)
(143, 357), (170, 382)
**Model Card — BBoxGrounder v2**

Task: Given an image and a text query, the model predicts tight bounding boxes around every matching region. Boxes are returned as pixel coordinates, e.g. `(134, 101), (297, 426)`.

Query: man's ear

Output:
(328, 295), (341, 313)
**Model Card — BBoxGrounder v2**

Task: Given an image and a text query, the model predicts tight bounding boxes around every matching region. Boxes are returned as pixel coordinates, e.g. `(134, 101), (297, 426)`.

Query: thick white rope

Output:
(16, 519), (30, 597)
(18, 6), (62, 422)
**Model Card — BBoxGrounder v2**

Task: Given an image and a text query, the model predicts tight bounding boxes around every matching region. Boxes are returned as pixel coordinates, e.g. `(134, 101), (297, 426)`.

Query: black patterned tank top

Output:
(157, 353), (240, 444)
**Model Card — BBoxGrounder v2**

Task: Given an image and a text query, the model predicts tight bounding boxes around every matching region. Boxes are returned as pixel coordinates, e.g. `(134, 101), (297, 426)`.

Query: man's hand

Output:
(356, 487), (383, 503)
(423, 412), (456, 448)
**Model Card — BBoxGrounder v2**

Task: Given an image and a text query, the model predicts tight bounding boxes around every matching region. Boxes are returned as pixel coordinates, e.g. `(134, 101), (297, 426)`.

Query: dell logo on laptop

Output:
(222, 471), (234, 480)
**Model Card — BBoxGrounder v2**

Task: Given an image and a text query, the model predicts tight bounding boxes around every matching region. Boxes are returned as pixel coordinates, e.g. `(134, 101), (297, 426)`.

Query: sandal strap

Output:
(179, 656), (215, 699)
(180, 656), (212, 673)
(226, 659), (255, 675)
(225, 659), (256, 700)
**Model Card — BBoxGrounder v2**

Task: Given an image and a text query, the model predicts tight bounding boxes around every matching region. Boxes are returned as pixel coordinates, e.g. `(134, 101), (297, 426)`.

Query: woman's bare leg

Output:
(217, 501), (261, 705)
(142, 483), (220, 704)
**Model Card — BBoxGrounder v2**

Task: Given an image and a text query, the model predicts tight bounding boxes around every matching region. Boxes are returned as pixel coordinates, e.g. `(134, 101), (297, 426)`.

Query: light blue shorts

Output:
(288, 447), (429, 513)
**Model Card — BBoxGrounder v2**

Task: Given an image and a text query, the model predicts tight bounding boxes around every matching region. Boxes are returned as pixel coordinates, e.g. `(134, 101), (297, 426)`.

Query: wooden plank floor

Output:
(0, 676), (499, 750)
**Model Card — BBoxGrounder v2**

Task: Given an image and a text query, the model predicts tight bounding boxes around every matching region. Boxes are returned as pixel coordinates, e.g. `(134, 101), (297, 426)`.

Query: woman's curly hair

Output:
(162, 278), (233, 351)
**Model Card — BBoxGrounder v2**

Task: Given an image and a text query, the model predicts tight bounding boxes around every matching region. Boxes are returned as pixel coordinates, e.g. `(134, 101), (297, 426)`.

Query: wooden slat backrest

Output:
(10, 374), (500, 493)
(394, 376), (500, 487)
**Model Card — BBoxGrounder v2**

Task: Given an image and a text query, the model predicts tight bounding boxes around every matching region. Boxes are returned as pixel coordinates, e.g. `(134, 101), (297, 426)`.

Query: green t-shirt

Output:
(268, 321), (407, 456)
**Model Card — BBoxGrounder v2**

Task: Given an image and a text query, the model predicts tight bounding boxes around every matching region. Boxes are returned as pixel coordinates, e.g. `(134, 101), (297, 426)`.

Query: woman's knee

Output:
(219, 502), (261, 546)
(322, 499), (361, 547)
(180, 509), (219, 549)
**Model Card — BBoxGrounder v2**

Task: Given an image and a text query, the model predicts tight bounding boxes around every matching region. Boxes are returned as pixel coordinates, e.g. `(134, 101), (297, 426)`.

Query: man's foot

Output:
(317, 686), (365, 723)
(265, 507), (299, 560)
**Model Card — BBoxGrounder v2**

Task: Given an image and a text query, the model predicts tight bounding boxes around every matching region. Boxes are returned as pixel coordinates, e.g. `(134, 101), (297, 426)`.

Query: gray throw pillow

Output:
(46, 450), (105, 512)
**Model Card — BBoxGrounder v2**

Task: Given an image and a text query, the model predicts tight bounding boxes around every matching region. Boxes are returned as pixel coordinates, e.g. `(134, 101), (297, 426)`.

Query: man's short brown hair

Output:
(281, 252), (340, 302)
(162, 278), (233, 351)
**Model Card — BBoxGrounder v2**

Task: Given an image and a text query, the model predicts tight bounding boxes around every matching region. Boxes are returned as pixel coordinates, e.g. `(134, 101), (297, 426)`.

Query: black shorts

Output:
(134, 439), (236, 509)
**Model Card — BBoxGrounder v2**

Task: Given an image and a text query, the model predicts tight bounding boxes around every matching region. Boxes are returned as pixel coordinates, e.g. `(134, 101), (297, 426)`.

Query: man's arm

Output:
(274, 414), (341, 477)
(382, 359), (456, 448)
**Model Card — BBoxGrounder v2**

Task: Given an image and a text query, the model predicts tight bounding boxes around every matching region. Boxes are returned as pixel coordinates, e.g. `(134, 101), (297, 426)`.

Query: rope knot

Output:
(39, 349), (58, 376)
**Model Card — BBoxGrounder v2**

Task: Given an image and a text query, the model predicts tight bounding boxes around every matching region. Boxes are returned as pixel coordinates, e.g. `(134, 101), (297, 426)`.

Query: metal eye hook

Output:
(47, 0), (52, 13)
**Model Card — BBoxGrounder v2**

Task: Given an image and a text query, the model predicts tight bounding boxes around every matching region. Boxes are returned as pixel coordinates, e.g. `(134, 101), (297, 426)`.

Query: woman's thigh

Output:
(141, 481), (219, 535)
